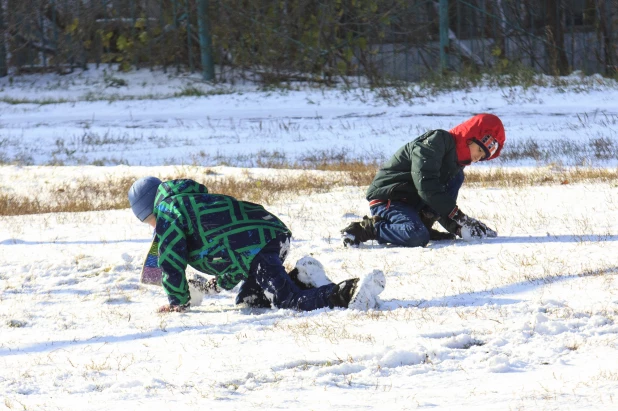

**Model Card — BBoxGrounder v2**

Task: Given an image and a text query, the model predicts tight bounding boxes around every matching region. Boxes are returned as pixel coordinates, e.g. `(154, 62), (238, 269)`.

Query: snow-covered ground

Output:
(1, 67), (618, 167)
(1, 68), (618, 410)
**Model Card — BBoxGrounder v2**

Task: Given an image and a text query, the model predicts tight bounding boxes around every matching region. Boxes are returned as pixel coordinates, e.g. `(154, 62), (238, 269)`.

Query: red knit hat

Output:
(449, 113), (506, 164)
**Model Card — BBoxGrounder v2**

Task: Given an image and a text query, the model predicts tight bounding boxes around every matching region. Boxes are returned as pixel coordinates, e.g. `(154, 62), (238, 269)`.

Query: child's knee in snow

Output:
(404, 226), (430, 247)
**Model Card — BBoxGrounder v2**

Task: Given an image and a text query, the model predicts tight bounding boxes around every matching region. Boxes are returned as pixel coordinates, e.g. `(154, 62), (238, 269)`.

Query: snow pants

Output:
(370, 170), (464, 247)
(236, 237), (337, 311)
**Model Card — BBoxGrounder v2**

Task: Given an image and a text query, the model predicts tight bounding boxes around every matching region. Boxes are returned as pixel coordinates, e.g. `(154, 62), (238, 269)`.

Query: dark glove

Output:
(450, 208), (497, 239)
(157, 303), (189, 313)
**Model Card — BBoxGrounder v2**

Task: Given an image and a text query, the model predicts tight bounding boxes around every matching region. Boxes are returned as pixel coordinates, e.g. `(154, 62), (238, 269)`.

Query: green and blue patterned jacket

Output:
(153, 179), (291, 305)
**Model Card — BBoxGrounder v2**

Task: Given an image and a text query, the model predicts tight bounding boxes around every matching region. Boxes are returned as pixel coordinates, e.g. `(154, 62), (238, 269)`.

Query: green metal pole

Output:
(172, 0), (179, 71)
(39, 9), (47, 67)
(456, 0), (461, 67)
(145, 0), (152, 70)
(160, 0), (166, 73)
(52, 0), (60, 67)
(439, 0), (449, 72)
(196, 0), (214, 81)
(481, 0), (485, 66)
(26, 19), (33, 68)
(570, 9), (574, 70)
(0, 1), (7, 77)
(185, 0), (194, 72)
(131, 0), (137, 67)
(605, 0), (615, 74)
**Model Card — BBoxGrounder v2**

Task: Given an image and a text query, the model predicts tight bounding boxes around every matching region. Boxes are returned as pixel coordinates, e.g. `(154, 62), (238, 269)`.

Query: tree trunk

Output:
(546, 0), (569, 75)
(493, 0), (507, 55)
(612, 0), (618, 74)
(597, 0), (617, 74)
(0, 0), (7, 77)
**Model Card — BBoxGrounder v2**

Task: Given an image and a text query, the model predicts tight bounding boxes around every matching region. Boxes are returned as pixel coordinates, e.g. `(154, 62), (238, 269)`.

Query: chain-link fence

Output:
(1, 0), (616, 83)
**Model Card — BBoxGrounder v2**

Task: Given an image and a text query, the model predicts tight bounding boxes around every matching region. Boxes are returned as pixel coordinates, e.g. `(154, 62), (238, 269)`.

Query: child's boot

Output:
(288, 256), (333, 289)
(329, 269), (386, 310)
(341, 215), (379, 247)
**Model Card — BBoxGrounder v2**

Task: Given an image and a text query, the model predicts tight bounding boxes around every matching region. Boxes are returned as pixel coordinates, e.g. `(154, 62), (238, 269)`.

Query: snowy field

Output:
(1, 68), (618, 167)
(1, 68), (618, 410)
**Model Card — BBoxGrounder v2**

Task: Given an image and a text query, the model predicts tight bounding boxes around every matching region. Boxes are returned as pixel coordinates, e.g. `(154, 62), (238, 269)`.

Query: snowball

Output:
(460, 226), (475, 242)
(188, 283), (204, 306)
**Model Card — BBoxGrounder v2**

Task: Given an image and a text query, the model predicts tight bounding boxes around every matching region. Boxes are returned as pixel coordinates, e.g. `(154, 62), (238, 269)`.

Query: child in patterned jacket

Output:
(128, 177), (385, 313)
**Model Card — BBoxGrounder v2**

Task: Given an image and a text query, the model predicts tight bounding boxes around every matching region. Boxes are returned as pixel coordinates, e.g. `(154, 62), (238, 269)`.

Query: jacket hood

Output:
(449, 113), (506, 165)
(154, 179), (209, 206)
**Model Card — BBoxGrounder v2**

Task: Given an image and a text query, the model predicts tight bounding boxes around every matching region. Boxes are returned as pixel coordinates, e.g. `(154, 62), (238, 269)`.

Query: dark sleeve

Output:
(157, 208), (190, 306)
(410, 132), (458, 218)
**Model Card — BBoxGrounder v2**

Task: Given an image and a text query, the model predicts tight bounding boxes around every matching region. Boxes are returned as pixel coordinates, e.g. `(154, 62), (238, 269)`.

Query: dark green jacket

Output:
(365, 129), (463, 233)
(153, 179), (291, 305)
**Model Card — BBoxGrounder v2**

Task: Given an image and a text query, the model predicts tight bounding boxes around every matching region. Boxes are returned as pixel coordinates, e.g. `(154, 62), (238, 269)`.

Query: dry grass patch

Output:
(2, 164), (618, 216)
(465, 167), (618, 187)
(0, 175), (137, 216)
(0, 164), (377, 216)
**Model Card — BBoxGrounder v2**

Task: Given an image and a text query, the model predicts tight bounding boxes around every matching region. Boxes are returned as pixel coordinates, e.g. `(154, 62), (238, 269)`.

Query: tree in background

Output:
(0, 0), (615, 81)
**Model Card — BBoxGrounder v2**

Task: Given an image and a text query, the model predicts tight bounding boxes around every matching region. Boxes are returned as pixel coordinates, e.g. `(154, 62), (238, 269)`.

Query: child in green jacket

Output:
(129, 177), (385, 312)
(341, 113), (505, 247)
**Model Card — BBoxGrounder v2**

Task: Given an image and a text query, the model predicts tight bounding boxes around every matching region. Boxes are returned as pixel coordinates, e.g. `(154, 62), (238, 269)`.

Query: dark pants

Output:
(370, 170), (464, 247)
(236, 237), (337, 311)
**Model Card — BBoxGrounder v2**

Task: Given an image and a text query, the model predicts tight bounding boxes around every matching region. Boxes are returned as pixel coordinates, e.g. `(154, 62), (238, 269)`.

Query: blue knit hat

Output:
(128, 176), (162, 221)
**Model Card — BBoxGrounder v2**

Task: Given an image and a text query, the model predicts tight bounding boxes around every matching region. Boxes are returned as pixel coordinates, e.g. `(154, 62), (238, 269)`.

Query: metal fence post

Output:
(439, 0), (449, 72)
(196, 0), (214, 81)
(0, 1), (7, 77)
(605, 0), (616, 74)
(185, 0), (194, 72)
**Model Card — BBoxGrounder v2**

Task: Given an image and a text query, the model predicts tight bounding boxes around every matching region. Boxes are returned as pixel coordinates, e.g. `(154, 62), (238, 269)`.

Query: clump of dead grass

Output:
(0, 176), (138, 216)
(465, 167), (618, 187)
(1, 164), (617, 216)
(0, 164), (377, 216)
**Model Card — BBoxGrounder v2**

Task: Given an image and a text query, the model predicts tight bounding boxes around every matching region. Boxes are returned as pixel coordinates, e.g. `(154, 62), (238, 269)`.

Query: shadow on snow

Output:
(385, 266), (618, 310)
(0, 238), (152, 245)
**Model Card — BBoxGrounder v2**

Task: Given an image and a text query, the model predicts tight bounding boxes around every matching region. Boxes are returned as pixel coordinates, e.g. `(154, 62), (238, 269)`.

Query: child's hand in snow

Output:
(157, 304), (189, 313)
(451, 208), (497, 240)
(459, 218), (497, 240)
